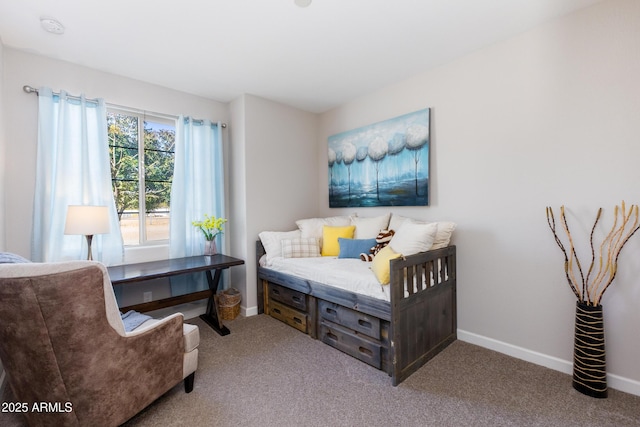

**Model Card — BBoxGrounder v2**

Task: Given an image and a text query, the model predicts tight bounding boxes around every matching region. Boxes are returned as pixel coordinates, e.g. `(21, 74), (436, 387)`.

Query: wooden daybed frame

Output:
(256, 241), (457, 386)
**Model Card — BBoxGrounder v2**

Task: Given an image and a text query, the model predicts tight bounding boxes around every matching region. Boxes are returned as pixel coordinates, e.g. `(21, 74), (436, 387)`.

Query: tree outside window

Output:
(107, 110), (175, 246)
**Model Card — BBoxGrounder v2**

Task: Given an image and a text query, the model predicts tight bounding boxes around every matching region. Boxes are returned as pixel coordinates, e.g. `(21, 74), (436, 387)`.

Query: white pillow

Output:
(259, 230), (301, 264)
(281, 238), (320, 259)
(296, 215), (352, 241)
(431, 221), (456, 249)
(388, 214), (410, 232)
(388, 214), (456, 249)
(389, 220), (438, 256)
(350, 213), (391, 239)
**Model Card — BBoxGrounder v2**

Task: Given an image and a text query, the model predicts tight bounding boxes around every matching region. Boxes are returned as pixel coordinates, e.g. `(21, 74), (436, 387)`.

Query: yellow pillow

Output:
(321, 225), (355, 256)
(371, 245), (402, 285)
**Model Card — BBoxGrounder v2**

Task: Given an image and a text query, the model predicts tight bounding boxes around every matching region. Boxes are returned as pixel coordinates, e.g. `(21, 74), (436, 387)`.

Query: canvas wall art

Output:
(328, 108), (430, 207)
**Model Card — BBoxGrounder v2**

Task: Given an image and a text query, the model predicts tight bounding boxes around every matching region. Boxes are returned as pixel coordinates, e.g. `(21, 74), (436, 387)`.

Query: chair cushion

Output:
(182, 323), (200, 353)
(135, 318), (199, 352)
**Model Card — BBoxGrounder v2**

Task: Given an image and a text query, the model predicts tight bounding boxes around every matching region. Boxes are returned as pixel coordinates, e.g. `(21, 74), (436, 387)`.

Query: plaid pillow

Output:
(281, 238), (320, 259)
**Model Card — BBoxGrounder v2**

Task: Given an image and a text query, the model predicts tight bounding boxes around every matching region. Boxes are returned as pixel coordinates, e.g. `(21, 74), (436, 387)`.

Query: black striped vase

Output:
(572, 301), (607, 398)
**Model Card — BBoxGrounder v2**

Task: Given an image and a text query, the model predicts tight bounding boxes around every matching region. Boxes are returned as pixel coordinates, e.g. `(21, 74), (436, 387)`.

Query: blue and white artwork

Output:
(328, 108), (430, 207)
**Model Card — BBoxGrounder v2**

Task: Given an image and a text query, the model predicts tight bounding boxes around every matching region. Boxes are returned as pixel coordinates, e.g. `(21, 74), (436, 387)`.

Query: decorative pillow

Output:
(431, 221), (457, 249)
(360, 229), (395, 262)
(296, 215), (353, 241)
(388, 213), (409, 232)
(0, 252), (31, 263)
(389, 220), (438, 256)
(371, 245), (402, 285)
(338, 237), (376, 259)
(350, 213), (391, 239)
(281, 238), (320, 259)
(321, 225), (355, 256)
(259, 230), (302, 264)
(388, 214), (456, 250)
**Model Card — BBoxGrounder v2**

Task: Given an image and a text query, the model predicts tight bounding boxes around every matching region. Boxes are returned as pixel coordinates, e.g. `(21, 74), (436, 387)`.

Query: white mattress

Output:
(263, 256), (391, 302)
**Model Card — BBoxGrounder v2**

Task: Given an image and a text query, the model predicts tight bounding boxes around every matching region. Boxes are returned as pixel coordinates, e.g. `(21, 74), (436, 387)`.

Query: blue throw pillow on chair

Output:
(0, 253), (32, 264)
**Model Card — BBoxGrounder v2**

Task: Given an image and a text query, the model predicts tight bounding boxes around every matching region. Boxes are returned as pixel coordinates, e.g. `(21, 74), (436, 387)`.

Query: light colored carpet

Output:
(2, 314), (640, 426)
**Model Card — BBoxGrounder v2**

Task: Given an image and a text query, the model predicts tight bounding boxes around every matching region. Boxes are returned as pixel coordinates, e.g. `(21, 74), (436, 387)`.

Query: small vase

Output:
(204, 240), (217, 256)
(572, 301), (607, 398)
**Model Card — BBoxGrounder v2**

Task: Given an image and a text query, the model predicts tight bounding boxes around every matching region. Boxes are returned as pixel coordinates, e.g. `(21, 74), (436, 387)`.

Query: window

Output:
(107, 109), (175, 246)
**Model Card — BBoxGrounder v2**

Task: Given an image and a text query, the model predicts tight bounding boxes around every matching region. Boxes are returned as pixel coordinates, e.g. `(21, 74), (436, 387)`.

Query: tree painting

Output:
(328, 108), (430, 207)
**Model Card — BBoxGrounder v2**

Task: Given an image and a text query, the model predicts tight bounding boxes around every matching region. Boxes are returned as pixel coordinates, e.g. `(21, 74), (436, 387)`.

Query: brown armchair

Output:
(0, 260), (199, 427)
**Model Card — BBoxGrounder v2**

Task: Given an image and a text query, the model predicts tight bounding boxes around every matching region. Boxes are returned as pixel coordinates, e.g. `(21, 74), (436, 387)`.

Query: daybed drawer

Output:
(270, 300), (308, 333)
(269, 283), (307, 311)
(318, 300), (381, 340)
(319, 320), (382, 369)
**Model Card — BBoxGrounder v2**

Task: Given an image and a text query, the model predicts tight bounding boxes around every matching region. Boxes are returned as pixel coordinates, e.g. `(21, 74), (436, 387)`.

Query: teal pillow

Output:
(338, 238), (376, 259)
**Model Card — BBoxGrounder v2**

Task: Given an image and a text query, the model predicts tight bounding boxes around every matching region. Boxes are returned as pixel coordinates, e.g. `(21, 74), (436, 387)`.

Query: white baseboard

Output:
(458, 329), (640, 397)
(243, 305), (258, 317)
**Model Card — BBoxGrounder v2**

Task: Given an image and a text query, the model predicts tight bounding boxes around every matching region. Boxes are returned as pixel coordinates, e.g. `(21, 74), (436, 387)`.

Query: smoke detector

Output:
(40, 17), (65, 35)
(294, 0), (312, 7)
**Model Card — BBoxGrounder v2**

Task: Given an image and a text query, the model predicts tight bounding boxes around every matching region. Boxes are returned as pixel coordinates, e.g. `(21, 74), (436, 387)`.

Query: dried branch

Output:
(547, 202), (639, 307)
(560, 206), (585, 300)
(594, 204), (640, 305)
(546, 206), (581, 300)
(584, 208), (602, 303)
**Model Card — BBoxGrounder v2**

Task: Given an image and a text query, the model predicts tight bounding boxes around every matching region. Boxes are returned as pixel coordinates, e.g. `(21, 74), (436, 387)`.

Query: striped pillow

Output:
(281, 238), (320, 259)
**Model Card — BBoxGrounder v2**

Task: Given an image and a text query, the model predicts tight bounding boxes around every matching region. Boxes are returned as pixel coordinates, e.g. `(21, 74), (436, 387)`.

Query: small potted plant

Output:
(192, 214), (227, 255)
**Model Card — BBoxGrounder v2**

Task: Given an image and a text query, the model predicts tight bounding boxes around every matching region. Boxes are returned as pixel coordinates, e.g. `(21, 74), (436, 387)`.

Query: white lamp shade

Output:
(64, 205), (111, 235)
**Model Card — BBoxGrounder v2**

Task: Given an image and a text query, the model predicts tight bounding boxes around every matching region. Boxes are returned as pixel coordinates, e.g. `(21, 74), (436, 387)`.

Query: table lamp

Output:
(64, 205), (111, 260)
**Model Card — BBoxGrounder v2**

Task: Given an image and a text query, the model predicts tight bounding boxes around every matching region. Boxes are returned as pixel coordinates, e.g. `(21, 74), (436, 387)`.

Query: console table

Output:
(108, 254), (245, 336)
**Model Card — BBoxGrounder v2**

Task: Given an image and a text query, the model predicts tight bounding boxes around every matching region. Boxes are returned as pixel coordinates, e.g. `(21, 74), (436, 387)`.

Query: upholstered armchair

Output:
(0, 260), (199, 427)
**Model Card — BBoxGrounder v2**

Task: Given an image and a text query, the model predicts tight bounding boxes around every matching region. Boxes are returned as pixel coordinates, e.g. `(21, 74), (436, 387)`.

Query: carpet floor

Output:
(2, 314), (640, 426)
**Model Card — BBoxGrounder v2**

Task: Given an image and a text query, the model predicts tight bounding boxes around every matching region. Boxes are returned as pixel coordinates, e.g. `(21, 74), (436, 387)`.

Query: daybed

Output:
(256, 213), (456, 386)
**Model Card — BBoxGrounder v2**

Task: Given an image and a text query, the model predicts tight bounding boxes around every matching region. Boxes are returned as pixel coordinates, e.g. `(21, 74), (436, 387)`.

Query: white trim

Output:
(458, 329), (640, 397)
(243, 305), (259, 317)
(0, 368), (5, 395)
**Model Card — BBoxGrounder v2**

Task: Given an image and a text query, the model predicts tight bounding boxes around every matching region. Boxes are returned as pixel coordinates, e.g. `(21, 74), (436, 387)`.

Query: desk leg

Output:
(199, 269), (231, 336)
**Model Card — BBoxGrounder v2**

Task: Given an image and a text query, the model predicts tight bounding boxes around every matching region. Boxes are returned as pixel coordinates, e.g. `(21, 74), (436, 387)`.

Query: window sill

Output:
(123, 244), (170, 264)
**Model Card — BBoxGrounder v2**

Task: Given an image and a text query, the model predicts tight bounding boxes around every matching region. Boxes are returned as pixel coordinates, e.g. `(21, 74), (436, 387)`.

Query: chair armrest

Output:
(124, 312), (184, 337)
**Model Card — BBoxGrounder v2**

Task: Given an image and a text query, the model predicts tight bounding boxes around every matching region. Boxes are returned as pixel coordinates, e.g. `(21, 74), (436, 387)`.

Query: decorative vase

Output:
(204, 239), (217, 256)
(572, 301), (607, 398)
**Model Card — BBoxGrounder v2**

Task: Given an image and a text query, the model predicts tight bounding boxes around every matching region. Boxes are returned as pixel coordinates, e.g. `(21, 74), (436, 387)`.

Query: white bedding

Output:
(263, 256), (391, 301)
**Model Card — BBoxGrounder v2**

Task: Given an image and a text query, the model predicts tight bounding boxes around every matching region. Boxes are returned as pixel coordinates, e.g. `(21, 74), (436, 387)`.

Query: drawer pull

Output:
(326, 332), (338, 341)
(292, 296), (302, 302)
(272, 288), (280, 295)
(358, 319), (372, 329)
(326, 307), (337, 315)
(273, 308), (281, 315)
(359, 347), (373, 357)
(293, 317), (302, 324)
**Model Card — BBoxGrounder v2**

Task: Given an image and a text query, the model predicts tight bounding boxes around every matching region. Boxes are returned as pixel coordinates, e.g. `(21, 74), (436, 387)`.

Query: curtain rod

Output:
(23, 85), (227, 128)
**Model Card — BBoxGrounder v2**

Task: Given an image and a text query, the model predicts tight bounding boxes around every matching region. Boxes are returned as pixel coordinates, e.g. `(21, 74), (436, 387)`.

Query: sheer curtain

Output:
(32, 87), (124, 264)
(170, 116), (225, 293)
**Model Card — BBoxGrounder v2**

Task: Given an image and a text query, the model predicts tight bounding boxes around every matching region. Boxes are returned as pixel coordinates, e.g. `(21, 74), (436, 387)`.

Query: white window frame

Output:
(107, 107), (176, 247)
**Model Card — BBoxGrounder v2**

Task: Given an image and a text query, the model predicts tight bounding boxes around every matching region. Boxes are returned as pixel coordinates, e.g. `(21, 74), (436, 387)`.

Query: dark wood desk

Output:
(108, 254), (245, 336)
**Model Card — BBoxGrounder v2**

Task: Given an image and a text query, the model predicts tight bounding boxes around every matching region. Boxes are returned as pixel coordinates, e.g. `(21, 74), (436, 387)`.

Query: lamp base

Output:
(85, 234), (94, 260)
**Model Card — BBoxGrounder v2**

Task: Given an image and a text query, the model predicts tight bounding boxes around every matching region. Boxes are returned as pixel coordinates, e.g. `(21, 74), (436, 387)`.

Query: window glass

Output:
(108, 111), (175, 245)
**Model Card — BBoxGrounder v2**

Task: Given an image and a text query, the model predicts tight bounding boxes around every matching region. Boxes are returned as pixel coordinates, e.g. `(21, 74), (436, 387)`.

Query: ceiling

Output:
(0, 0), (604, 113)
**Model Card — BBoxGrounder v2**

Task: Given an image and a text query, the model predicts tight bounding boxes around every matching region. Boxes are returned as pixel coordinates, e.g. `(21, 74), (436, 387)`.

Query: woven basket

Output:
(218, 288), (241, 320)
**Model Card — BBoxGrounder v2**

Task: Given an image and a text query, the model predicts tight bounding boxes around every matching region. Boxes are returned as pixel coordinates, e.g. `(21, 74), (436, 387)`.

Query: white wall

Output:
(0, 38), (5, 393)
(1, 48), (235, 314)
(319, 0), (640, 394)
(2, 48), (229, 261)
(231, 94), (318, 314)
(0, 39), (5, 251)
